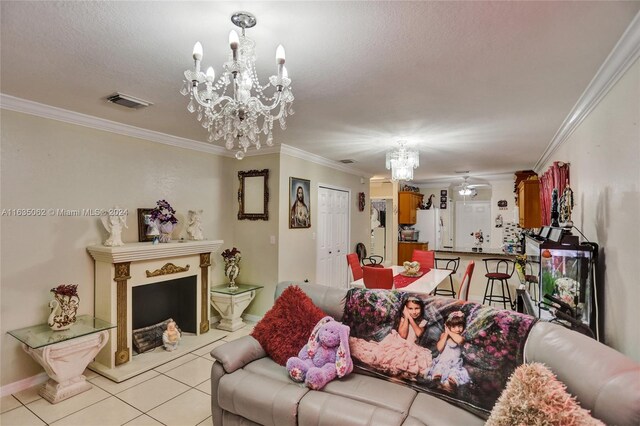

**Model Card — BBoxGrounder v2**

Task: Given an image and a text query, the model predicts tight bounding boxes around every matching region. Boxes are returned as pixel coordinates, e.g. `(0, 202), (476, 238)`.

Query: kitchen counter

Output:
(436, 247), (515, 256)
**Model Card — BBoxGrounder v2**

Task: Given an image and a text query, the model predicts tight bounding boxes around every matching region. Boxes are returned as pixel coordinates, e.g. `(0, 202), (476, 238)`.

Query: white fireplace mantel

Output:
(87, 239), (223, 379)
(87, 240), (223, 263)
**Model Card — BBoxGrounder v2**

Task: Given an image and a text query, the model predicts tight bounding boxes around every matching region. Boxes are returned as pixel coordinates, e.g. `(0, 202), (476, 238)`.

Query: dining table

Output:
(349, 265), (452, 295)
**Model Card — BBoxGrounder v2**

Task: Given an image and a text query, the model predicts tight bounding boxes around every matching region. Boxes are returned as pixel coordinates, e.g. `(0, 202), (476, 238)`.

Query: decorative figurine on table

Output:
(162, 320), (181, 351)
(550, 188), (560, 227)
(559, 183), (574, 228)
(186, 209), (204, 241)
(221, 247), (242, 290)
(101, 207), (127, 247)
(471, 229), (484, 252)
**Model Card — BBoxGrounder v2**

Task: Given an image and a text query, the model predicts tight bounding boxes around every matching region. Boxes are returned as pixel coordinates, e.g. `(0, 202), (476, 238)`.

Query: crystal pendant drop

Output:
(187, 98), (196, 113)
(208, 133), (214, 142)
(180, 82), (189, 96)
(235, 151), (245, 160)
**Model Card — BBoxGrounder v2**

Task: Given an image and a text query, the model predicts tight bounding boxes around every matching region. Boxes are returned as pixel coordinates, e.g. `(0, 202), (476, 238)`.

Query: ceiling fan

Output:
(456, 176), (490, 197)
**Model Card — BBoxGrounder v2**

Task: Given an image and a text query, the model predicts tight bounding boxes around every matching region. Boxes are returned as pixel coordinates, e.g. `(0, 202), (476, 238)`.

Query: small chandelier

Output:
(181, 11), (294, 159)
(386, 141), (419, 181)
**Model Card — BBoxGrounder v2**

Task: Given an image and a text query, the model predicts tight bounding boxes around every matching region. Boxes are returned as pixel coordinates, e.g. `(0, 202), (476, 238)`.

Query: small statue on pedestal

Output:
(187, 209), (204, 241)
(162, 320), (181, 351)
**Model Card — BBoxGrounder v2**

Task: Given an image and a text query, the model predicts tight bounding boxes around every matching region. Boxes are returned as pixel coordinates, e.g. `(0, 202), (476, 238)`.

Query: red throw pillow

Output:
(251, 285), (327, 365)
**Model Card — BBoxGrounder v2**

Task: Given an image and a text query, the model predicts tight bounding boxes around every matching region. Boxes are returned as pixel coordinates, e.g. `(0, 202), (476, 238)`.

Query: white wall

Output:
(537, 58), (640, 361)
(0, 109), (234, 387)
(278, 154), (370, 284)
(226, 154), (281, 317)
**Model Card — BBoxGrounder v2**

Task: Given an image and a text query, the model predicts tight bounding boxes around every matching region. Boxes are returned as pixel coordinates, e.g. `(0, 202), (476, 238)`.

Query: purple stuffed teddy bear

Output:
(286, 316), (353, 390)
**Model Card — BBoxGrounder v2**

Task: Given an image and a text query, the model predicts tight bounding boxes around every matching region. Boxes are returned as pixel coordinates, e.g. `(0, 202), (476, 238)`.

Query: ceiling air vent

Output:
(106, 93), (152, 109)
(339, 159), (356, 164)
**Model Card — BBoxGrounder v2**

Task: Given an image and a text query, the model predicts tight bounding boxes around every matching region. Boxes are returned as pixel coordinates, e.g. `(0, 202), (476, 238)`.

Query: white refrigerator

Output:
(415, 209), (443, 250)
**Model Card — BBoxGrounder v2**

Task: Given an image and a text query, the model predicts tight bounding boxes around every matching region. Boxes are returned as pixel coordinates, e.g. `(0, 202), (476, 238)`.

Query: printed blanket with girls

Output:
(343, 288), (537, 419)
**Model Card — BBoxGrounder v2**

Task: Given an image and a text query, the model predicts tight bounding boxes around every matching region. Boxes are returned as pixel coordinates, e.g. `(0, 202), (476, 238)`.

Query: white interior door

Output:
(316, 186), (350, 288)
(455, 201), (491, 247)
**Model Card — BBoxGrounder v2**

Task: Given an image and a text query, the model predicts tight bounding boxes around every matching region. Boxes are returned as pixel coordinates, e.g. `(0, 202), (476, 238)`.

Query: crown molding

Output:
(0, 94), (375, 175)
(0, 94), (232, 156)
(280, 144), (373, 178)
(534, 11), (640, 172)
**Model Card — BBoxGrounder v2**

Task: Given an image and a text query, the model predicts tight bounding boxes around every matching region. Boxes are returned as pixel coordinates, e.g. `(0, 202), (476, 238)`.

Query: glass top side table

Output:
(8, 315), (115, 349)
(210, 284), (263, 331)
(7, 315), (115, 404)
(210, 283), (263, 295)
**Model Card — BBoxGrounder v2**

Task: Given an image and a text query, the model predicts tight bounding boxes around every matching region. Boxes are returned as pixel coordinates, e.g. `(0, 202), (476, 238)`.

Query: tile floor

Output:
(0, 324), (255, 426)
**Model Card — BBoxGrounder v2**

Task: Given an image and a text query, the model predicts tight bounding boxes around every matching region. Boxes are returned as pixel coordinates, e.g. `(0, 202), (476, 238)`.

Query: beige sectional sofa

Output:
(209, 282), (640, 426)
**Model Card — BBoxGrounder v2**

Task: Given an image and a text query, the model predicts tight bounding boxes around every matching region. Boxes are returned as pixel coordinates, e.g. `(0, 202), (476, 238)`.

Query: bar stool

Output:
(434, 257), (460, 297)
(524, 260), (540, 302)
(482, 258), (515, 309)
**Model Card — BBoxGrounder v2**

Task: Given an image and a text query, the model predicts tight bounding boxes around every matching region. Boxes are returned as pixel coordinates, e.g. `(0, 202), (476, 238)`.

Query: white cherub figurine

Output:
(101, 207), (127, 246)
(162, 320), (181, 351)
(187, 209), (204, 241)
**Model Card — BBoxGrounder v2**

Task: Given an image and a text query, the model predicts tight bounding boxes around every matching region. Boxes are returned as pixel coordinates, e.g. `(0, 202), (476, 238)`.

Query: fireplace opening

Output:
(132, 276), (197, 334)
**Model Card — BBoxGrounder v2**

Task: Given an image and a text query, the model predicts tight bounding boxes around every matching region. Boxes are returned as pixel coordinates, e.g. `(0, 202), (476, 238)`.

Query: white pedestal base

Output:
(210, 290), (257, 331)
(24, 330), (109, 404)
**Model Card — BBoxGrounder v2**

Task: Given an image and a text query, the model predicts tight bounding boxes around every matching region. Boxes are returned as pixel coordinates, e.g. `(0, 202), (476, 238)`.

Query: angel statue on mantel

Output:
(187, 209), (204, 241)
(101, 207), (128, 246)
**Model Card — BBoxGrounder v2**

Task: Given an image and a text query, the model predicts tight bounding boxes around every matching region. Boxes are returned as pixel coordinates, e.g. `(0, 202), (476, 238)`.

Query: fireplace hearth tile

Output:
(89, 328), (228, 382)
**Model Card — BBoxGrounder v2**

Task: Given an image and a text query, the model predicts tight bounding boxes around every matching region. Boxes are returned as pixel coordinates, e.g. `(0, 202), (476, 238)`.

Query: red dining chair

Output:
(362, 266), (393, 289)
(457, 261), (475, 301)
(411, 249), (435, 270)
(346, 253), (363, 281)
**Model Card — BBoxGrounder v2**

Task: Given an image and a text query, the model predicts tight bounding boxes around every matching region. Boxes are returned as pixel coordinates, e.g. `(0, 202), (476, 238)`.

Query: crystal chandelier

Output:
(386, 141), (419, 181)
(181, 11), (294, 159)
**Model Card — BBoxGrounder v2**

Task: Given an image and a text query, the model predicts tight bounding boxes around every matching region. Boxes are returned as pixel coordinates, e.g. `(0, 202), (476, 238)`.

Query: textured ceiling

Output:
(1, 1), (638, 182)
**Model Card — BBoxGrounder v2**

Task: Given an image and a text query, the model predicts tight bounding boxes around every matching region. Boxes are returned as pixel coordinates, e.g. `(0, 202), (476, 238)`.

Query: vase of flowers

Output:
(48, 284), (80, 331)
(221, 247), (241, 290)
(151, 199), (178, 243)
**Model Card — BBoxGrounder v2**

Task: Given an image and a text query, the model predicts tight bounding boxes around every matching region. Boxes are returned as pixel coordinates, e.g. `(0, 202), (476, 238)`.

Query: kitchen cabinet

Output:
(518, 179), (542, 228)
(398, 242), (429, 265)
(398, 192), (424, 225)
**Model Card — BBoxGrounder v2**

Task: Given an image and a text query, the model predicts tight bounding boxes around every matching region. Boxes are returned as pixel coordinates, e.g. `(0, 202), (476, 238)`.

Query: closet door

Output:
(316, 186), (350, 288)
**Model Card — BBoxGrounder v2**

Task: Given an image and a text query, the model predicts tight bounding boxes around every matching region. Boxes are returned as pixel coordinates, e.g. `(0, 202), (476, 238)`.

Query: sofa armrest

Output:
(210, 335), (267, 374)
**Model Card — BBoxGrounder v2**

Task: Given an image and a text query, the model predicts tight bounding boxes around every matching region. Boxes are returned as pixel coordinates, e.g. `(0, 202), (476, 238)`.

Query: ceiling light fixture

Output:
(386, 141), (419, 181)
(181, 11), (294, 159)
(459, 187), (473, 196)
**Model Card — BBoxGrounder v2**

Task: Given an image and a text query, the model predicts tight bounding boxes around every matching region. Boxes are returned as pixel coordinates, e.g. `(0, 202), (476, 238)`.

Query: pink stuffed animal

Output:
(286, 316), (353, 390)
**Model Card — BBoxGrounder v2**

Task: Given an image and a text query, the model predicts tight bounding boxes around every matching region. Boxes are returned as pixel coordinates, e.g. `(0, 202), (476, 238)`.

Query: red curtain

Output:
(539, 162), (570, 226)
